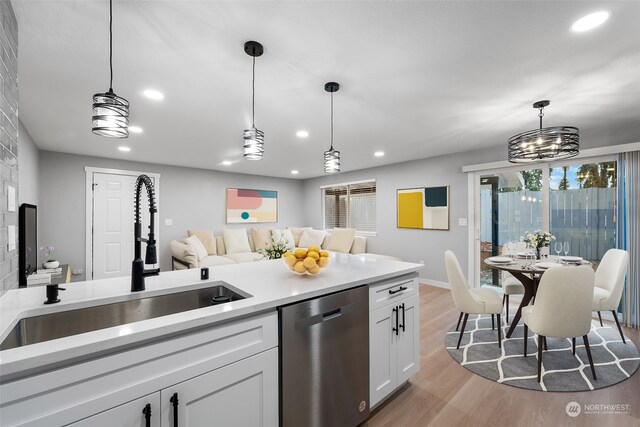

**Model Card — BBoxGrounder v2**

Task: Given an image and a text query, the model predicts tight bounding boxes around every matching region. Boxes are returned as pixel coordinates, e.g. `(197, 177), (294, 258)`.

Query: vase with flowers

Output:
(520, 231), (555, 260)
(40, 245), (59, 269)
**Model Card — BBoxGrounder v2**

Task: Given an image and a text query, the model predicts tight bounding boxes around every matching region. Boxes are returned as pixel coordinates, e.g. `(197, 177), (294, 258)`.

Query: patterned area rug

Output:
(445, 314), (640, 391)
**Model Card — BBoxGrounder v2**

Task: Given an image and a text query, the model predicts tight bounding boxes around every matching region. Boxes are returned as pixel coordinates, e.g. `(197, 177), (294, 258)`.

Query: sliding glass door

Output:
(479, 170), (543, 288)
(474, 157), (616, 287)
(549, 160), (617, 269)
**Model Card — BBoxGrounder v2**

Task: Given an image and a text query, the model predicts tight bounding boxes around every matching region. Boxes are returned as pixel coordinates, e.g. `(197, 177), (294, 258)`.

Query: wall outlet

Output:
(458, 218), (468, 227)
(419, 260), (425, 265)
(164, 219), (173, 226)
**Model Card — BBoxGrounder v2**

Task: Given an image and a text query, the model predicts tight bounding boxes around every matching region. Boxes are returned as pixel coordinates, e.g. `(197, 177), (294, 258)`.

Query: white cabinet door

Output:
(69, 392), (160, 427)
(396, 294), (420, 385)
(370, 304), (397, 408)
(160, 348), (278, 427)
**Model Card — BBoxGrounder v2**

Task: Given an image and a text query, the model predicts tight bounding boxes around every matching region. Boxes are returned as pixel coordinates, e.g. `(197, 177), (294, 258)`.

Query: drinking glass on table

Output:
(563, 241), (570, 261)
(554, 242), (563, 263)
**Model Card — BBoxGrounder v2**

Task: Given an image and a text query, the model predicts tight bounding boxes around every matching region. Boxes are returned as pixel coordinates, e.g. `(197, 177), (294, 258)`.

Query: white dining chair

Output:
(445, 250), (503, 349)
(501, 242), (527, 323)
(522, 266), (596, 382)
(592, 249), (630, 343)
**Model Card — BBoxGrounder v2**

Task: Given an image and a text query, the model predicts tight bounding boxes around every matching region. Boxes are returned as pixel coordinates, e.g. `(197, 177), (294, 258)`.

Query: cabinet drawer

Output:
(369, 275), (418, 312)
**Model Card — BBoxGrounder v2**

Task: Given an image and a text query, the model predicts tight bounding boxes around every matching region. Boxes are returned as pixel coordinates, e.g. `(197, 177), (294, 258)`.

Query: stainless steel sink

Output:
(0, 282), (250, 351)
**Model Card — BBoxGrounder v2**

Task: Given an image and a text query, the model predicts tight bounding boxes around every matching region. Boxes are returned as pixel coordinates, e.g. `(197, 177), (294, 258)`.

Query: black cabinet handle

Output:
(170, 392), (179, 427)
(400, 303), (406, 332)
(389, 286), (408, 295)
(392, 306), (399, 335)
(142, 403), (151, 427)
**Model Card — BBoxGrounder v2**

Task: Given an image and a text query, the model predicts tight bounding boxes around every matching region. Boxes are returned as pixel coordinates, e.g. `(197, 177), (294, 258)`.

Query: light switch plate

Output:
(458, 218), (468, 227)
(164, 219), (173, 226)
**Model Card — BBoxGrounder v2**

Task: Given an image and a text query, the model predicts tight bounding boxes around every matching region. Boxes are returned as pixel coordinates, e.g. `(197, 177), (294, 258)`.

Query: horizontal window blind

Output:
(323, 181), (376, 232)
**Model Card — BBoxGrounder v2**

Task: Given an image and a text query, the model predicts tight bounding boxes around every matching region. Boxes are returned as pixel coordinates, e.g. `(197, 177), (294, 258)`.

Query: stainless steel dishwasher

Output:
(279, 285), (369, 427)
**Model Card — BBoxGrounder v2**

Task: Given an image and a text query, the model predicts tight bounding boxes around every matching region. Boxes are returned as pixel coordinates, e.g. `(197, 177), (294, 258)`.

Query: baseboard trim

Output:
(419, 279), (449, 289)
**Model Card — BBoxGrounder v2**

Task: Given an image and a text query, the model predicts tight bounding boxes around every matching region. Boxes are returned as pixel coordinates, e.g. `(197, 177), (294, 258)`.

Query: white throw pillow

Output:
(298, 229), (328, 248)
(326, 228), (356, 253)
(272, 229), (295, 250)
(223, 228), (252, 254)
(185, 235), (208, 261)
(288, 227), (312, 246)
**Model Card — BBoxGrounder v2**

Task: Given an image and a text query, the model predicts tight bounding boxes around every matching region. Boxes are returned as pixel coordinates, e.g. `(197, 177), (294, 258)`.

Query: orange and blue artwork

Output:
(226, 188), (278, 223)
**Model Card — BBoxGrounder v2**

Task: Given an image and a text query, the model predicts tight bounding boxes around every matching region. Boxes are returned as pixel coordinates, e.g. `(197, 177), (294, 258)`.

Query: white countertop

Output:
(0, 253), (421, 380)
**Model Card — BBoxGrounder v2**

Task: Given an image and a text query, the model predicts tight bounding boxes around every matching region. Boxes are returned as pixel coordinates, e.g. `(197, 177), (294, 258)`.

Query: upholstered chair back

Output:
(527, 266), (595, 338)
(595, 249), (629, 305)
(445, 250), (478, 314)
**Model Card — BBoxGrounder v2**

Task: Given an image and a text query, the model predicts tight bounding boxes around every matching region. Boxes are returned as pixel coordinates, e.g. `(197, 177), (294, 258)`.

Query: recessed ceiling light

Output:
(129, 126), (143, 133)
(118, 146), (131, 152)
(222, 160), (232, 166)
(296, 130), (309, 138)
(571, 11), (610, 32)
(374, 151), (385, 157)
(143, 89), (164, 100)
(291, 170), (299, 175)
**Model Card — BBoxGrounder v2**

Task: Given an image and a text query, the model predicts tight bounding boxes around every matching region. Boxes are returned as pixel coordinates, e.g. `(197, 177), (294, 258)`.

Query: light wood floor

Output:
(363, 285), (640, 427)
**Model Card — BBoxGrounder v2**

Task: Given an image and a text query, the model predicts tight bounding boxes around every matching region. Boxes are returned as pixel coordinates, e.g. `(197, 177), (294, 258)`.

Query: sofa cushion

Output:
(288, 227), (312, 246)
(251, 228), (273, 251)
(326, 228), (356, 253)
(223, 252), (264, 263)
(299, 229), (328, 248)
(223, 228), (252, 254)
(272, 229), (295, 250)
(170, 239), (199, 268)
(350, 235), (367, 254)
(187, 229), (217, 255)
(185, 235), (208, 261)
(200, 255), (237, 267)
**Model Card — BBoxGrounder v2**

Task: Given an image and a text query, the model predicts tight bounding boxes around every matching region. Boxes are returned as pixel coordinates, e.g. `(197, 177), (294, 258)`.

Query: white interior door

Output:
(91, 172), (157, 280)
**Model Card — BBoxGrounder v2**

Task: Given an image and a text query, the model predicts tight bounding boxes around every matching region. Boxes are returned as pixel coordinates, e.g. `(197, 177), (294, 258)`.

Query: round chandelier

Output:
(324, 82), (341, 173)
(507, 100), (579, 163)
(243, 41), (265, 160)
(92, 0), (129, 138)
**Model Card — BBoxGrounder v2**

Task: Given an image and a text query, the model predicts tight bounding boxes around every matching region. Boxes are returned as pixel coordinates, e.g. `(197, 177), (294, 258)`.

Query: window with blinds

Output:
(322, 180), (376, 233)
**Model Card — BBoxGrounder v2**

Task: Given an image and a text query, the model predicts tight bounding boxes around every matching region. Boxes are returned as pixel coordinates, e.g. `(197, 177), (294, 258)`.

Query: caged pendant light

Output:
(324, 82), (340, 173)
(507, 100), (579, 163)
(92, 0), (130, 138)
(243, 41), (265, 160)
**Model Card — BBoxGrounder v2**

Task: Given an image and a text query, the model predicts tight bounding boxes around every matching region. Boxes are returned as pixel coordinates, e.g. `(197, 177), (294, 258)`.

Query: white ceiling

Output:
(13, 1), (640, 179)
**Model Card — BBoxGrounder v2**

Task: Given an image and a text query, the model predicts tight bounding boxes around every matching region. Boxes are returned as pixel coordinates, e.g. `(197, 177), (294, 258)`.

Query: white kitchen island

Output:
(0, 253), (422, 426)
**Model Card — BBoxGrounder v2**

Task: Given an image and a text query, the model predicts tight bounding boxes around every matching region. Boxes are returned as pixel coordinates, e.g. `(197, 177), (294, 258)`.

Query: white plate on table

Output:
(559, 256), (583, 263)
(487, 256), (512, 264)
(516, 252), (532, 258)
(534, 262), (562, 269)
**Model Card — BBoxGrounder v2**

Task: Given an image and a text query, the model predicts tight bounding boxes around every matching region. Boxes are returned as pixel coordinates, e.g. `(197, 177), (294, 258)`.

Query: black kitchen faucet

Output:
(131, 174), (160, 292)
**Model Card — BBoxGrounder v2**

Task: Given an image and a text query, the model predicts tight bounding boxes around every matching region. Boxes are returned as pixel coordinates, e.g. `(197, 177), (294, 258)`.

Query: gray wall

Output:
(18, 120), (38, 205)
(0, 0), (18, 295)
(38, 151), (304, 280)
(301, 145), (504, 284)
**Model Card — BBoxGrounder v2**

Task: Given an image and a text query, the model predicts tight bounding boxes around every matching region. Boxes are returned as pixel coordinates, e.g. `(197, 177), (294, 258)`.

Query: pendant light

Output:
(324, 82), (340, 173)
(507, 100), (579, 163)
(92, 0), (130, 138)
(243, 41), (265, 160)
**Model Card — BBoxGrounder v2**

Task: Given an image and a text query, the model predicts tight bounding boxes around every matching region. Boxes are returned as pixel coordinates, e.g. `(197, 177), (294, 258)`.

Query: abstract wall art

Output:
(397, 186), (450, 230)
(226, 188), (278, 224)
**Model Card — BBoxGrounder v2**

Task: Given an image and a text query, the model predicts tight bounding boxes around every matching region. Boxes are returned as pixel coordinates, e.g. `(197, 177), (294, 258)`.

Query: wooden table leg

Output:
(505, 272), (536, 338)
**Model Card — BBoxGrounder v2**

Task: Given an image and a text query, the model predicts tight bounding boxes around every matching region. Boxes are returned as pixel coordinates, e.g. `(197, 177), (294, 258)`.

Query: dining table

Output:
(484, 256), (592, 338)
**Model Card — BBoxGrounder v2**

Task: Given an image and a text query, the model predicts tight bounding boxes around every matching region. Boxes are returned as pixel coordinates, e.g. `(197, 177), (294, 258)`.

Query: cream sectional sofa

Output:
(170, 231), (369, 270)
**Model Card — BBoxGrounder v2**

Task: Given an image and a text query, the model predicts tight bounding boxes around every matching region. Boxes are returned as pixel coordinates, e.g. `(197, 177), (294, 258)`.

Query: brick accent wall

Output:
(0, 0), (18, 296)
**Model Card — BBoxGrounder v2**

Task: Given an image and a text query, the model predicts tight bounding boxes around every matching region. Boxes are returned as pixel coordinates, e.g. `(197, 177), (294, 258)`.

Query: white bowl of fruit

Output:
(283, 246), (330, 275)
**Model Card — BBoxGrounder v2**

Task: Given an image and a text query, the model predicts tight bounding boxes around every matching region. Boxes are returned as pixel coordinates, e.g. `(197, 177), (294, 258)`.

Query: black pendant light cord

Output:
(538, 106), (544, 130)
(251, 56), (256, 127)
(330, 91), (334, 150)
(109, 0), (113, 92)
